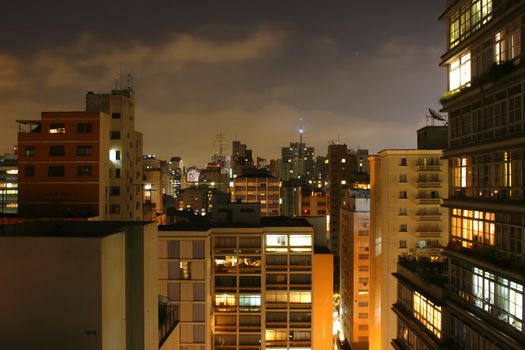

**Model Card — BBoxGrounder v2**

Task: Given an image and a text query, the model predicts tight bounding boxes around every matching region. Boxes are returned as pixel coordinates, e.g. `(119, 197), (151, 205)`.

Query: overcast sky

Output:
(0, 0), (446, 166)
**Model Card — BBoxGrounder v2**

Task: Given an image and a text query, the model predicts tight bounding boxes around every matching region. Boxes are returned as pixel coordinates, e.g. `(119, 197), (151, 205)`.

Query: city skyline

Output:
(0, 0), (445, 165)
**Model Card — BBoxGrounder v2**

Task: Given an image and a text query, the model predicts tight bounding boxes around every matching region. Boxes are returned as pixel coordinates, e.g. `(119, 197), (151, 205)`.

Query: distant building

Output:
(199, 163), (228, 192)
(158, 209), (333, 350)
(233, 170), (281, 216)
(0, 153), (18, 214)
(231, 140), (255, 178)
(143, 154), (171, 220)
(17, 111), (111, 218)
(279, 132), (315, 181)
(327, 143), (353, 290)
(340, 189), (370, 350)
(416, 125), (448, 150)
(86, 89), (144, 220)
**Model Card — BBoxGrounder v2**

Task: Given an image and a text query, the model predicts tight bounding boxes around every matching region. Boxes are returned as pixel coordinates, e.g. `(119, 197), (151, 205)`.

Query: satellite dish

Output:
(428, 108), (446, 121)
(427, 108), (448, 125)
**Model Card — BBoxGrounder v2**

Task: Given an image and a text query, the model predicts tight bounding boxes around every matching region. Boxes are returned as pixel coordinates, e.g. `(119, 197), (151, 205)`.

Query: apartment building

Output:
(0, 153), (18, 214)
(397, 0), (525, 349)
(158, 206), (333, 350)
(233, 173), (281, 216)
(368, 150), (449, 350)
(339, 189), (371, 350)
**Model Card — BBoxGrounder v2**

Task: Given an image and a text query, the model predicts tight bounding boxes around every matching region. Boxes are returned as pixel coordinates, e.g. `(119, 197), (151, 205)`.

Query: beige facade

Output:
(0, 221), (158, 350)
(86, 89), (143, 221)
(158, 216), (333, 350)
(368, 150), (449, 350)
(340, 190), (370, 350)
(233, 176), (281, 216)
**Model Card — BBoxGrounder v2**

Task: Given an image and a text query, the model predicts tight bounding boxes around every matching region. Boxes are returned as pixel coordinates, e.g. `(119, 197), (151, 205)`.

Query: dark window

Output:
(76, 166), (92, 177)
(25, 166), (35, 177)
(110, 204), (120, 214)
(49, 123), (65, 133)
(76, 123), (92, 133)
(25, 146), (35, 157)
(112, 113), (121, 119)
(116, 150), (121, 160)
(48, 166), (64, 177)
(76, 145), (93, 156)
(115, 168), (121, 178)
(400, 158), (407, 166)
(399, 240), (407, 248)
(399, 191), (407, 199)
(110, 186), (120, 196)
(110, 131), (121, 140)
(49, 145), (65, 156)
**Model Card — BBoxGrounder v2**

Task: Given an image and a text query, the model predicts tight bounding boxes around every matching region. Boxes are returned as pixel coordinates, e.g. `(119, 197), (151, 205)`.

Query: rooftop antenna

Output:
(213, 133), (227, 158)
(127, 74), (134, 91)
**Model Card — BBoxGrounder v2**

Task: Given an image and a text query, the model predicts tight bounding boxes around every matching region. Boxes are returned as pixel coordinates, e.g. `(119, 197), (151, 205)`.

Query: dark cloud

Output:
(0, 0), (447, 165)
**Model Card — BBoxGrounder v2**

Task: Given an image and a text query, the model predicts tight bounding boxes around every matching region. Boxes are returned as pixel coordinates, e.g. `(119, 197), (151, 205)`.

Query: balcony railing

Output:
(159, 302), (178, 347)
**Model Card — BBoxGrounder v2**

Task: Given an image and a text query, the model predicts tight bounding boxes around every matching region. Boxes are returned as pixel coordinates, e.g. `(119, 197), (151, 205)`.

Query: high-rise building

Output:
(233, 171), (281, 216)
(368, 149), (449, 350)
(167, 156), (184, 198)
(339, 189), (371, 350)
(327, 143), (353, 289)
(0, 152), (18, 214)
(158, 206), (333, 350)
(86, 89), (144, 221)
(143, 154), (171, 220)
(231, 140), (255, 178)
(393, 1), (525, 349)
(279, 132), (315, 181)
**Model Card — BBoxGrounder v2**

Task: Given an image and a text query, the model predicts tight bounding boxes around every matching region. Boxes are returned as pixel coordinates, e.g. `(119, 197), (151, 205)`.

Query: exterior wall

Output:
(0, 236), (103, 350)
(102, 231), (126, 350)
(18, 111), (109, 218)
(158, 232), (209, 350)
(369, 150), (449, 350)
(233, 176), (281, 216)
(313, 253), (334, 350)
(340, 194), (370, 350)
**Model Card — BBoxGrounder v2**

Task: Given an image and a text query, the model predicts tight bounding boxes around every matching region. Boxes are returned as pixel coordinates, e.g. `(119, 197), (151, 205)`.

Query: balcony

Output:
(416, 210), (441, 221)
(416, 164), (441, 172)
(416, 196), (441, 204)
(416, 179), (441, 188)
(158, 298), (178, 347)
(397, 255), (448, 289)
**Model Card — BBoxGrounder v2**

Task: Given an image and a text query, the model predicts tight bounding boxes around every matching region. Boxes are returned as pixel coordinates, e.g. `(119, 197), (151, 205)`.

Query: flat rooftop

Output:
(159, 216), (312, 232)
(0, 220), (152, 238)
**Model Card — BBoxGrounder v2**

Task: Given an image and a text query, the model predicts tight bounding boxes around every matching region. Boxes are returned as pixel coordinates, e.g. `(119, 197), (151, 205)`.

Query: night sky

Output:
(0, 0), (446, 166)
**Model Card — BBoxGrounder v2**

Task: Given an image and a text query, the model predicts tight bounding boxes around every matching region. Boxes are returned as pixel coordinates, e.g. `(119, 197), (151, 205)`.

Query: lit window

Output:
(49, 123), (65, 134)
(510, 27), (521, 59)
(266, 291), (288, 303)
(239, 294), (261, 307)
(341, 158), (346, 163)
(289, 291), (311, 303)
(413, 291), (442, 338)
(265, 330), (288, 341)
(495, 31), (506, 64)
(215, 294), (236, 306)
(449, 52), (471, 91)
(266, 235), (288, 252)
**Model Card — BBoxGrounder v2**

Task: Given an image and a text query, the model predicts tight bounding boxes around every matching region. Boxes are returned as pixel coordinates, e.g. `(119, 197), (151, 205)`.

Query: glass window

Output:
(76, 122), (92, 133)
(49, 123), (65, 134)
(24, 146), (35, 157)
(25, 166), (35, 177)
(266, 235), (288, 246)
(111, 112), (121, 119)
(76, 166), (92, 177)
(239, 294), (261, 307)
(215, 294), (236, 306)
(48, 166), (64, 177)
(289, 291), (311, 303)
(110, 131), (121, 140)
(76, 145), (93, 156)
(449, 52), (471, 91)
(494, 31), (505, 64)
(49, 145), (65, 156)
(290, 234), (312, 247)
